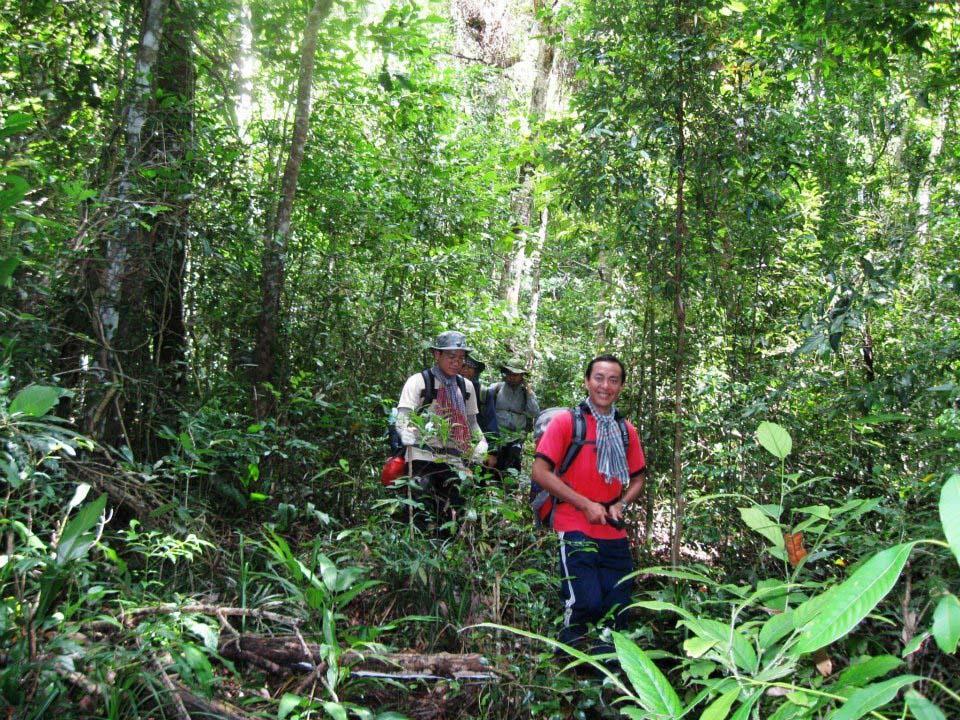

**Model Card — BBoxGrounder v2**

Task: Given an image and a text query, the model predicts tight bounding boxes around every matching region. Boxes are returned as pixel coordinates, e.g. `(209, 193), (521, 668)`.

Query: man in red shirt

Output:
(531, 354), (646, 650)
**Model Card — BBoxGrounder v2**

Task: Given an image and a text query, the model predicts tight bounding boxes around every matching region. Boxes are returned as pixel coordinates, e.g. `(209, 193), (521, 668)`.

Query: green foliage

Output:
(1, 0), (959, 715)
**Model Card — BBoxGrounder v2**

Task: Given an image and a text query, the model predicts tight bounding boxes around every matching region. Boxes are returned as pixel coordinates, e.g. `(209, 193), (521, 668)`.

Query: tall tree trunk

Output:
(915, 97), (947, 248)
(642, 278), (657, 549)
(594, 248), (609, 347)
(253, 0), (334, 419)
(526, 206), (548, 365)
(88, 0), (168, 449)
(499, 0), (556, 312)
(669, 0), (688, 569)
(143, 1), (195, 457)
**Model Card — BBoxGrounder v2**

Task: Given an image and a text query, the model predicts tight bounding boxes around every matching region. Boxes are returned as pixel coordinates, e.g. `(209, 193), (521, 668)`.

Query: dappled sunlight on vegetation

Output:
(1, 0), (959, 717)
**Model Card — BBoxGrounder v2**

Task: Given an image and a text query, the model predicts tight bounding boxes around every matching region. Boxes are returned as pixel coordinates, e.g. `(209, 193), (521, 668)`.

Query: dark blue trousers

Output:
(558, 531), (633, 648)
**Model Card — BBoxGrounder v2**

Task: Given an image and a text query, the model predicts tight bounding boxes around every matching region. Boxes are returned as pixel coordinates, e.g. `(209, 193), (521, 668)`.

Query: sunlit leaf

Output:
(902, 632), (929, 658)
(828, 675), (919, 720)
(759, 610), (795, 650)
(613, 632), (682, 718)
(931, 593), (960, 654)
(278, 693), (302, 720)
(56, 493), (107, 566)
(832, 655), (901, 689)
(699, 687), (740, 720)
(66, 483), (92, 512)
(940, 475), (960, 567)
(322, 701), (348, 720)
(739, 506), (784, 548)
(793, 543), (915, 655)
(9, 384), (69, 417)
(904, 690), (946, 720)
(0, 256), (20, 288)
(756, 422), (792, 459)
(679, 618), (757, 671)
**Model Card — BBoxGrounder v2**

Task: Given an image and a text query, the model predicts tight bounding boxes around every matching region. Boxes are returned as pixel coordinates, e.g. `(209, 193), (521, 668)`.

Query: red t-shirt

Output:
(535, 409), (646, 540)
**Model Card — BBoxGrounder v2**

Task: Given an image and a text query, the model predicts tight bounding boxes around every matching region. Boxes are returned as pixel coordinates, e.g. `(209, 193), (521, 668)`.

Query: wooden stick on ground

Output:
(219, 633), (497, 681)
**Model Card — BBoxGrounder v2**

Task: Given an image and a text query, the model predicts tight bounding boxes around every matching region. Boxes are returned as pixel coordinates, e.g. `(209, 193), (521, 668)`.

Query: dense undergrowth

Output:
(2, 366), (959, 720)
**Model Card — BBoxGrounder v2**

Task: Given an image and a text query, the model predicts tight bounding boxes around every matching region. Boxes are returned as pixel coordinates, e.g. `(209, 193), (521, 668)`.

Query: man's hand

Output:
(483, 454), (497, 468)
(607, 501), (625, 523)
(579, 499), (609, 525)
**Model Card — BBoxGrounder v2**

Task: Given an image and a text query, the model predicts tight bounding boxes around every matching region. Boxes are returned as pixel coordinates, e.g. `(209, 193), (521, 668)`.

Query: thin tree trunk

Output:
(669, 0), (688, 569)
(253, 0), (334, 419)
(526, 206), (548, 365)
(500, 0), (556, 312)
(915, 97), (947, 248)
(595, 248), (609, 347)
(642, 281), (657, 549)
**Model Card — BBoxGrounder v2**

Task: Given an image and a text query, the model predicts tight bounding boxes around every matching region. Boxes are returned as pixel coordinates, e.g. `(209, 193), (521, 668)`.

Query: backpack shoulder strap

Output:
(418, 368), (435, 408)
(614, 411), (630, 450)
(557, 405), (588, 476)
(456, 374), (471, 402)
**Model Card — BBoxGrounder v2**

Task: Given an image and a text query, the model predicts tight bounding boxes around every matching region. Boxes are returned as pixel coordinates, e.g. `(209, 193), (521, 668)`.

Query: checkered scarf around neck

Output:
(430, 365), (470, 452)
(585, 397), (629, 484)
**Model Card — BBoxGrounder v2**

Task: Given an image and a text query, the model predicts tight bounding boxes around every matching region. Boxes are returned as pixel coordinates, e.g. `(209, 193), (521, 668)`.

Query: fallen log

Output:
(219, 634), (496, 681)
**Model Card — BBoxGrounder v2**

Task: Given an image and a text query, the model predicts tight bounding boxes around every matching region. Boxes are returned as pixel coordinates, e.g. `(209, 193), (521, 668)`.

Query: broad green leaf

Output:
(66, 483), (91, 512)
(759, 610), (795, 650)
(768, 699), (809, 720)
(828, 675), (919, 720)
(1, 112), (32, 137)
(793, 543), (914, 655)
(613, 631), (683, 718)
(679, 618), (757, 671)
(0, 174), (28, 211)
(630, 600), (694, 621)
(832, 655), (901, 689)
(634, 566), (716, 585)
(684, 637), (717, 658)
(739, 506), (784, 548)
(0, 256), (20, 288)
(795, 505), (830, 520)
(932, 593), (960, 654)
(56, 493), (107, 565)
(278, 693), (301, 720)
(904, 690), (946, 720)
(902, 632), (929, 657)
(786, 691), (816, 707)
(9, 384), (68, 417)
(729, 691), (761, 720)
(756, 422), (792, 459)
(699, 687), (740, 720)
(940, 475), (960, 567)
(317, 553), (338, 591)
(323, 702), (348, 720)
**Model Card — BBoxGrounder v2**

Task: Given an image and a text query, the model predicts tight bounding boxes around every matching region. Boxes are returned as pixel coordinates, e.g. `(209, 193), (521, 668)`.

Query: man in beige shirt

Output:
(395, 331), (488, 532)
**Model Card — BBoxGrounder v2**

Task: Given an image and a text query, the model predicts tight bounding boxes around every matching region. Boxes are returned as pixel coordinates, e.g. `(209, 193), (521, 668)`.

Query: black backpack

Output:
(387, 369), (472, 456)
(530, 402), (629, 528)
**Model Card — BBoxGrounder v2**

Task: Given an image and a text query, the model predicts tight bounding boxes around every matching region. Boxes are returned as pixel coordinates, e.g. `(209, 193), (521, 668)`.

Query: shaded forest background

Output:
(1, 0), (959, 718)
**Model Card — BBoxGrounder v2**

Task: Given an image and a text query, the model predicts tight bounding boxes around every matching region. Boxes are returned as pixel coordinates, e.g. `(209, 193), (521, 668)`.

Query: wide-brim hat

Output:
(499, 359), (528, 375)
(430, 330), (472, 353)
(464, 356), (486, 374)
